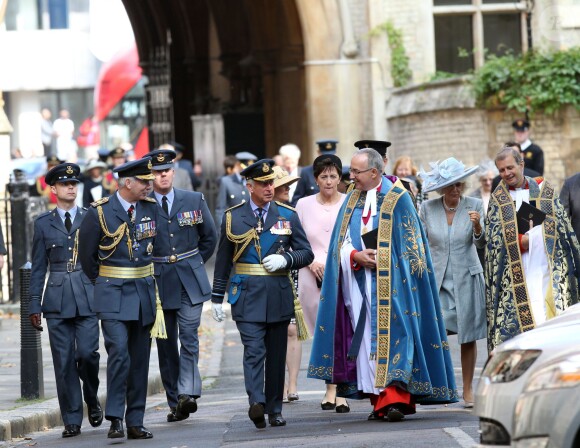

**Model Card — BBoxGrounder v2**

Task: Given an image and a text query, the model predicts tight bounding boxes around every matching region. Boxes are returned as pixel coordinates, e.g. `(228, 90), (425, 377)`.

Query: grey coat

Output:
(420, 195), (486, 343)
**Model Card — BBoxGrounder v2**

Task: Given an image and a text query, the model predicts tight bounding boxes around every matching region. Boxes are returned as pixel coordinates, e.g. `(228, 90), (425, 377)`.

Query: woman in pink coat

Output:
(295, 154), (347, 412)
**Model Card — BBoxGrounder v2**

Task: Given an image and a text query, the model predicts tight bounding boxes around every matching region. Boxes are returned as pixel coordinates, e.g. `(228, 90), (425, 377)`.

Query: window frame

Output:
(433, 0), (529, 70)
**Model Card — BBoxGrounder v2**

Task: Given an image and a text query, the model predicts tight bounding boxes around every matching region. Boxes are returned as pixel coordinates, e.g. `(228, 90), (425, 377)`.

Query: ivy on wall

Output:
(370, 21), (412, 88)
(471, 47), (580, 115)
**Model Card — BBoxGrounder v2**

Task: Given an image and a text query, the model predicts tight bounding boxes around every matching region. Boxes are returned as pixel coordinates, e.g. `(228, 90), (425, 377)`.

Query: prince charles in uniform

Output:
(210, 159), (313, 428)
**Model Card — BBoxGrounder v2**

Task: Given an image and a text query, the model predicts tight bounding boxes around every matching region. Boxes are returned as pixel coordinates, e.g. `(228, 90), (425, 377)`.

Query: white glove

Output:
(211, 302), (225, 322)
(262, 254), (288, 272)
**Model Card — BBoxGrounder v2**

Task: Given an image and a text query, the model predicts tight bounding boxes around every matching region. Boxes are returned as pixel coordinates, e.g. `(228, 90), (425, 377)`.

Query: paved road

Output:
(4, 316), (486, 448)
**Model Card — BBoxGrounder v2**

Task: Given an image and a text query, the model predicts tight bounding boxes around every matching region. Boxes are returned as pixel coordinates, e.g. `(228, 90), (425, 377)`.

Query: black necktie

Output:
(162, 196), (169, 215)
(64, 212), (72, 232)
(127, 205), (135, 223)
(256, 207), (264, 233)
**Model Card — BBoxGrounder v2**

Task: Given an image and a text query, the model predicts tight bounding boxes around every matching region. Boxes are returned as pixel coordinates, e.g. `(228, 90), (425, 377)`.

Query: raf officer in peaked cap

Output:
(147, 149), (217, 422)
(292, 140), (338, 206)
(214, 151), (257, 228)
(79, 157), (161, 440)
(29, 163), (102, 438)
(512, 119), (544, 175)
(211, 159), (314, 429)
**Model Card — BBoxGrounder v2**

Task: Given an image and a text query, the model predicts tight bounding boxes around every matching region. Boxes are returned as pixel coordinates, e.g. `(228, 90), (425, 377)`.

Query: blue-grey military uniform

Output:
(29, 206), (100, 428)
(212, 189), (313, 417)
(79, 186), (158, 428)
(215, 173), (248, 227)
(151, 187), (217, 409)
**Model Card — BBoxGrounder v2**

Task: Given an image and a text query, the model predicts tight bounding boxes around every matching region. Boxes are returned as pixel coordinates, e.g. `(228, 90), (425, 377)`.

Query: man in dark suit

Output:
(211, 159), (314, 428)
(561, 172), (580, 238)
(513, 119), (544, 175)
(29, 163), (102, 438)
(79, 157), (160, 440)
(214, 151), (257, 227)
(147, 149), (217, 422)
(291, 139), (338, 206)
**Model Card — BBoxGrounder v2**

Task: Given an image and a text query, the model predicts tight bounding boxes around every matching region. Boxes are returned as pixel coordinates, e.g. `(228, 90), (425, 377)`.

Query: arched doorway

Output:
(122, 0), (307, 162)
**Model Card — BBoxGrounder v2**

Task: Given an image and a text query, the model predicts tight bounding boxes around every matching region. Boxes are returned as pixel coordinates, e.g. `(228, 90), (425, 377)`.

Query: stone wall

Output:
(386, 78), (580, 189)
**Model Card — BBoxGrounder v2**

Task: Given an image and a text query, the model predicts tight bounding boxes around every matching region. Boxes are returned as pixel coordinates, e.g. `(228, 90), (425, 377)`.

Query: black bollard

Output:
(20, 262), (44, 399)
(8, 173), (30, 302)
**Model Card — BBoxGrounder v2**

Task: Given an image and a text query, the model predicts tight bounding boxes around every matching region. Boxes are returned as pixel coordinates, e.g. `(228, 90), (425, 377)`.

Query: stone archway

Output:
(122, 0), (309, 158)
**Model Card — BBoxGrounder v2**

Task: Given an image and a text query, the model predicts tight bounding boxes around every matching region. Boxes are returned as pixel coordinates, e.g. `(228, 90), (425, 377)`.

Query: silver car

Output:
(512, 350), (580, 447)
(474, 304), (580, 446)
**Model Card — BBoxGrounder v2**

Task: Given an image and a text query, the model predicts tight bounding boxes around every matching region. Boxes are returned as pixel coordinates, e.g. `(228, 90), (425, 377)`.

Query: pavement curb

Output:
(0, 307), (225, 442)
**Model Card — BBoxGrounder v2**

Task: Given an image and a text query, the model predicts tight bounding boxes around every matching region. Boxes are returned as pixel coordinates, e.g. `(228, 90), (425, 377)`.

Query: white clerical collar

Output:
(521, 139), (532, 150)
(362, 180), (381, 219)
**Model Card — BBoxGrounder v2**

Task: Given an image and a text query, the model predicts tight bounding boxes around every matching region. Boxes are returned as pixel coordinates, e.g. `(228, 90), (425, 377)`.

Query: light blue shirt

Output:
(154, 189), (175, 215)
(249, 199), (270, 222)
(56, 206), (78, 225)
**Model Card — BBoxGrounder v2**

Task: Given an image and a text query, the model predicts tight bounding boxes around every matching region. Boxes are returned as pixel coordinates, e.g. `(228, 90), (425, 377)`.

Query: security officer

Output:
(512, 119), (544, 175)
(214, 151), (257, 227)
(148, 149), (217, 422)
(79, 157), (159, 440)
(292, 139), (338, 205)
(211, 159), (314, 429)
(29, 163), (102, 438)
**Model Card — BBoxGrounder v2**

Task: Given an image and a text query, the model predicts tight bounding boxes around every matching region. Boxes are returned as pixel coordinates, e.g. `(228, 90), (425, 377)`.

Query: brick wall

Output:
(387, 80), (580, 189)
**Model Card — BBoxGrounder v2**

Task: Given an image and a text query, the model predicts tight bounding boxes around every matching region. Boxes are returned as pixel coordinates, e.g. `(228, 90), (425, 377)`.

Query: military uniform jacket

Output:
(214, 174), (248, 227)
(212, 201), (314, 323)
(152, 189), (217, 309)
(291, 165), (318, 206)
(29, 208), (94, 318)
(522, 142), (544, 175)
(78, 194), (159, 326)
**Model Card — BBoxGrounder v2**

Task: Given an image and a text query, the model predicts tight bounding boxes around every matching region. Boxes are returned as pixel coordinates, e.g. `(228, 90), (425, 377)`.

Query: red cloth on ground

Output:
(369, 385), (416, 416)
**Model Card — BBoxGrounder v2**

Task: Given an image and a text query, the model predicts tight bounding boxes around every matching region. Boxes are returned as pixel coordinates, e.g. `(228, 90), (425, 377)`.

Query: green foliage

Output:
(429, 71), (459, 82)
(370, 21), (412, 88)
(471, 47), (580, 115)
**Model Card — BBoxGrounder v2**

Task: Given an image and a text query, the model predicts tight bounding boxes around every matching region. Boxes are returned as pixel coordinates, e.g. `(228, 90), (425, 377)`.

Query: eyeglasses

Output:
(349, 168), (373, 176)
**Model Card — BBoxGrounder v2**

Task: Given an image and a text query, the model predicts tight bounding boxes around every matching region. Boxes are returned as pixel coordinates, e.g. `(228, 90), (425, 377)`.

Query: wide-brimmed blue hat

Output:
(419, 157), (478, 193)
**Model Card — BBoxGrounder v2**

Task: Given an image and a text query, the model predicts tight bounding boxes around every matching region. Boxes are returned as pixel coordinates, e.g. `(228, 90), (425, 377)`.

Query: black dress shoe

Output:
(367, 411), (382, 421)
(167, 407), (188, 422)
(107, 418), (124, 439)
(62, 424), (81, 438)
(176, 394), (197, 420)
(88, 402), (103, 427)
(268, 413), (286, 427)
(386, 406), (405, 422)
(127, 426), (153, 439)
(248, 402), (266, 429)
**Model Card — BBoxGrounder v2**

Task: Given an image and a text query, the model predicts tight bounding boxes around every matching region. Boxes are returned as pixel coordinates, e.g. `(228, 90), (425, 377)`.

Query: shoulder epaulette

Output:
(225, 202), (245, 213)
(142, 197), (157, 203)
(275, 201), (295, 211)
(91, 197), (109, 207)
(36, 210), (52, 219)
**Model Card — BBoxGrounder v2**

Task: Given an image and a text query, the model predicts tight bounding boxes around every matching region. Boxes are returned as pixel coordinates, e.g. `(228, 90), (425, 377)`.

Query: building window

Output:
(433, 0), (527, 73)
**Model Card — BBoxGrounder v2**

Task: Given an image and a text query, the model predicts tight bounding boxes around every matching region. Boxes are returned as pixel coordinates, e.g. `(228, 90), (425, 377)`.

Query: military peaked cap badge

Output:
(66, 165), (74, 174)
(262, 163), (270, 173)
(326, 143), (332, 149)
(147, 160), (152, 169)
(157, 154), (165, 162)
